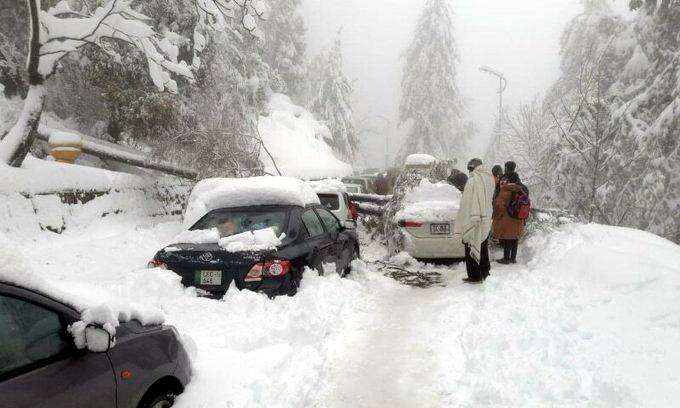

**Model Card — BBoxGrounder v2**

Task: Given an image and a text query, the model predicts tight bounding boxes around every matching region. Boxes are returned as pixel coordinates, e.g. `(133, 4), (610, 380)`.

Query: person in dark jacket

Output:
(493, 172), (525, 264)
(448, 169), (469, 193)
(492, 164), (503, 204)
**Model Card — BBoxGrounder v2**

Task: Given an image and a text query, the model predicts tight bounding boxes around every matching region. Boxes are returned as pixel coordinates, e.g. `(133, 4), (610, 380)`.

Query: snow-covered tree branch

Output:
(0, 0), (267, 168)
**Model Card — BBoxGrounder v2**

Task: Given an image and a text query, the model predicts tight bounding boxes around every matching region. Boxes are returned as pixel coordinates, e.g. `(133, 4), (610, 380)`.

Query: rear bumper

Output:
(170, 268), (293, 298)
(402, 230), (465, 259)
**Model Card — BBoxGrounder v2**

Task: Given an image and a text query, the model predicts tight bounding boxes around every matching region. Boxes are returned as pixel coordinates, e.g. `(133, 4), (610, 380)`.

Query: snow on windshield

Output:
(396, 179), (461, 222)
(183, 176), (320, 229)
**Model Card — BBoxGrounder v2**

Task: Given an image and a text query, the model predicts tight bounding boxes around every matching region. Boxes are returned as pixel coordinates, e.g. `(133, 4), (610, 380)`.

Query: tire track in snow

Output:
(314, 285), (443, 407)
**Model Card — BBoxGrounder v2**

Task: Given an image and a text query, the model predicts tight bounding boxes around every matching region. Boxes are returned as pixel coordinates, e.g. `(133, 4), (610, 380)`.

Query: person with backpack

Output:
(493, 172), (530, 264)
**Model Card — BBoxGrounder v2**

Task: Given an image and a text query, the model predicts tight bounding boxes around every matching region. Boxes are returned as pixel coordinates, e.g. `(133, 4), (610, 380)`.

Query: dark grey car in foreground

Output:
(0, 281), (191, 408)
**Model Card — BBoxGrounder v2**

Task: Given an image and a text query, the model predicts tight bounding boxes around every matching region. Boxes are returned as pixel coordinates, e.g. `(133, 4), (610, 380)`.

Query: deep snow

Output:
(3, 211), (680, 407)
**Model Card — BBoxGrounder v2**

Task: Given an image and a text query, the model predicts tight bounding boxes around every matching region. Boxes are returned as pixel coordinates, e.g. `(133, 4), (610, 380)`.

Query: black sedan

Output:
(149, 204), (360, 297)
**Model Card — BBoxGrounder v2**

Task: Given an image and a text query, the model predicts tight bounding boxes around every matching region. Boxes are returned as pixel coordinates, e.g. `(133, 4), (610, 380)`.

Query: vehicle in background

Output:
(308, 180), (359, 229)
(361, 168), (381, 176)
(403, 153), (437, 174)
(342, 177), (374, 194)
(0, 281), (191, 408)
(343, 183), (365, 194)
(149, 177), (360, 298)
(386, 179), (465, 261)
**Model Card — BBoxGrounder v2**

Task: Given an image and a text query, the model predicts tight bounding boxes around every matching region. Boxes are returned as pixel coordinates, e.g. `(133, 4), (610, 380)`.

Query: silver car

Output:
(0, 281), (191, 408)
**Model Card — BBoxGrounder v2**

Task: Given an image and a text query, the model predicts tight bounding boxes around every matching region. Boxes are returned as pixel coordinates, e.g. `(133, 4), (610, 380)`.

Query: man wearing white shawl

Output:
(453, 158), (495, 283)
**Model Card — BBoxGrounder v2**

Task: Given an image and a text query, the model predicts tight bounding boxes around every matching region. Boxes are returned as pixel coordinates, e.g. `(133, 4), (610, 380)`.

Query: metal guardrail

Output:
(348, 193), (392, 205)
(36, 125), (197, 180)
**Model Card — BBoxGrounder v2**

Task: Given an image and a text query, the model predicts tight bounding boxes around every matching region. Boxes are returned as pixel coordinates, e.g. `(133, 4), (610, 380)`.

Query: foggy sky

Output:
(300, 0), (631, 169)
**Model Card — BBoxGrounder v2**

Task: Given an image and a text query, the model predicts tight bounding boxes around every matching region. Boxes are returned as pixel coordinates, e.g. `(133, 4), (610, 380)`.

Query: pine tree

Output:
(310, 34), (357, 163)
(607, 3), (680, 241)
(398, 0), (465, 162)
(262, 0), (307, 100)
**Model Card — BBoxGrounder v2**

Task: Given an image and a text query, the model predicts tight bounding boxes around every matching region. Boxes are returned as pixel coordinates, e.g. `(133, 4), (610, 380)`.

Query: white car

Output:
(390, 179), (464, 259)
(343, 183), (365, 194)
(307, 180), (358, 228)
(403, 153), (437, 174)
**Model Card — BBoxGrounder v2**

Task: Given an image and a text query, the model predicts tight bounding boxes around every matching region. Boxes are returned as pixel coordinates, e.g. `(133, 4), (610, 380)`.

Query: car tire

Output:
(138, 389), (175, 408)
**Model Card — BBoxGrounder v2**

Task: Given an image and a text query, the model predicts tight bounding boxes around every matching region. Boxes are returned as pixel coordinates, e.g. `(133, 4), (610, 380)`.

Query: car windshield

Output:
(318, 194), (340, 210)
(191, 209), (289, 238)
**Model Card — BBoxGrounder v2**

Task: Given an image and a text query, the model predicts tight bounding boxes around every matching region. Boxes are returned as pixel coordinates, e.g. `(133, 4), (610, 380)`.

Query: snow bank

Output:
(404, 153), (437, 166)
(5, 212), (385, 408)
(258, 94), (353, 180)
(0, 155), (183, 195)
(395, 179), (461, 222)
(183, 176), (320, 229)
(431, 223), (680, 407)
(218, 227), (284, 252)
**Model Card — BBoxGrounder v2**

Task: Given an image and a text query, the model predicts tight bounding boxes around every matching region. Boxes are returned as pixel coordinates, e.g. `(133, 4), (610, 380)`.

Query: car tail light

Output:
(350, 202), (359, 221)
(147, 259), (167, 269)
(245, 263), (264, 282)
(246, 260), (291, 282)
(398, 220), (423, 228)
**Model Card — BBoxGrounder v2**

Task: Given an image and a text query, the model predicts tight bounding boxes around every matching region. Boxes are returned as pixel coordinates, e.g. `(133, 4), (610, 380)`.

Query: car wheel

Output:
(139, 390), (175, 408)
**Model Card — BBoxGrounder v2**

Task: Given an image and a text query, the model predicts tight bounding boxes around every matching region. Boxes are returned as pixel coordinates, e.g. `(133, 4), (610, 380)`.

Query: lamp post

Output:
(373, 115), (392, 169)
(479, 66), (507, 159)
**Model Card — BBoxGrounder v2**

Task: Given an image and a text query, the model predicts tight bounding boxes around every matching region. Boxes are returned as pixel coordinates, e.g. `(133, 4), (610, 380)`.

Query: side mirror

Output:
(85, 325), (114, 353)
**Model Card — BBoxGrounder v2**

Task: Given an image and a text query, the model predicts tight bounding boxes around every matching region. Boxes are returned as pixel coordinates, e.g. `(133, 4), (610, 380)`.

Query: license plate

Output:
(430, 223), (451, 235)
(197, 270), (222, 285)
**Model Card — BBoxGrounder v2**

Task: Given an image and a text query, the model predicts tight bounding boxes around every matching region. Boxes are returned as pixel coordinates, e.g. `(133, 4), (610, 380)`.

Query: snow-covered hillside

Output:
(2, 208), (680, 407)
(259, 93), (353, 180)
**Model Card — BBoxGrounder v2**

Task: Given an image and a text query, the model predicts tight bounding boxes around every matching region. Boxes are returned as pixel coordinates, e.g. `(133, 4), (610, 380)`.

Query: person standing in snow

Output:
(492, 164), (503, 205)
(493, 172), (526, 264)
(503, 161), (517, 182)
(448, 169), (468, 193)
(454, 158), (495, 283)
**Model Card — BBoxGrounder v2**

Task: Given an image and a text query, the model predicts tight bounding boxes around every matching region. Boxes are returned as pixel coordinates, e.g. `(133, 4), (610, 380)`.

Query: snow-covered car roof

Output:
(183, 176), (321, 229)
(404, 153), (437, 167)
(307, 179), (347, 194)
(395, 179), (461, 222)
(0, 234), (164, 348)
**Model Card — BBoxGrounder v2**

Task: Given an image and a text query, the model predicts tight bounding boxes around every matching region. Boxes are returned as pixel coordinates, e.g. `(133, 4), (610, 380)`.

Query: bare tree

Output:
(496, 100), (553, 202)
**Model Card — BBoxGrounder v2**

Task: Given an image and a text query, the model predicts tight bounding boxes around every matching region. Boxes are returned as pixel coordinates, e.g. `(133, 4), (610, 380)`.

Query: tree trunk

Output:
(0, 0), (44, 167)
(0, 85), (45, 166)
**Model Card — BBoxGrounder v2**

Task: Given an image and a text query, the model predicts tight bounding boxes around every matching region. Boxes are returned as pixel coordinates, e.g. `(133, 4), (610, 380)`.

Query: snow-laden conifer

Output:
(398, 0), (465, 163)
(310, 34), (357, 163)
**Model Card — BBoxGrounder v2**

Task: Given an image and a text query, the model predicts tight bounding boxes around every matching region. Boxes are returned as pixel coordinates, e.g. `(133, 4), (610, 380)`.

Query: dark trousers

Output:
(464, 238), (490, 281)
(501, 239), (519, 261)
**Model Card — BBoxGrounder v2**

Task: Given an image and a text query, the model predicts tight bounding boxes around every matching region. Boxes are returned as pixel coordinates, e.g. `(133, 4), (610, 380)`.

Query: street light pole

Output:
(479, 66), (507, 159)
(373, 115), (392, 169)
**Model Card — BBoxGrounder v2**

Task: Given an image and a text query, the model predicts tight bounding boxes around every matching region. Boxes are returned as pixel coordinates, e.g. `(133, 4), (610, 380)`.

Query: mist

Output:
(300, 0), (631, 168)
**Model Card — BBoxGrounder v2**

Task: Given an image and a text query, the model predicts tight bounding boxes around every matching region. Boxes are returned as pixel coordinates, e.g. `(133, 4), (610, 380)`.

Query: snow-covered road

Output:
(6, 213), (680, 407)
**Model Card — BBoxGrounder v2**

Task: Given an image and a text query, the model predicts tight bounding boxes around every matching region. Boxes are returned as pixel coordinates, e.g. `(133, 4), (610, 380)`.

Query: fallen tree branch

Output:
(36, 125), (197, 180)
